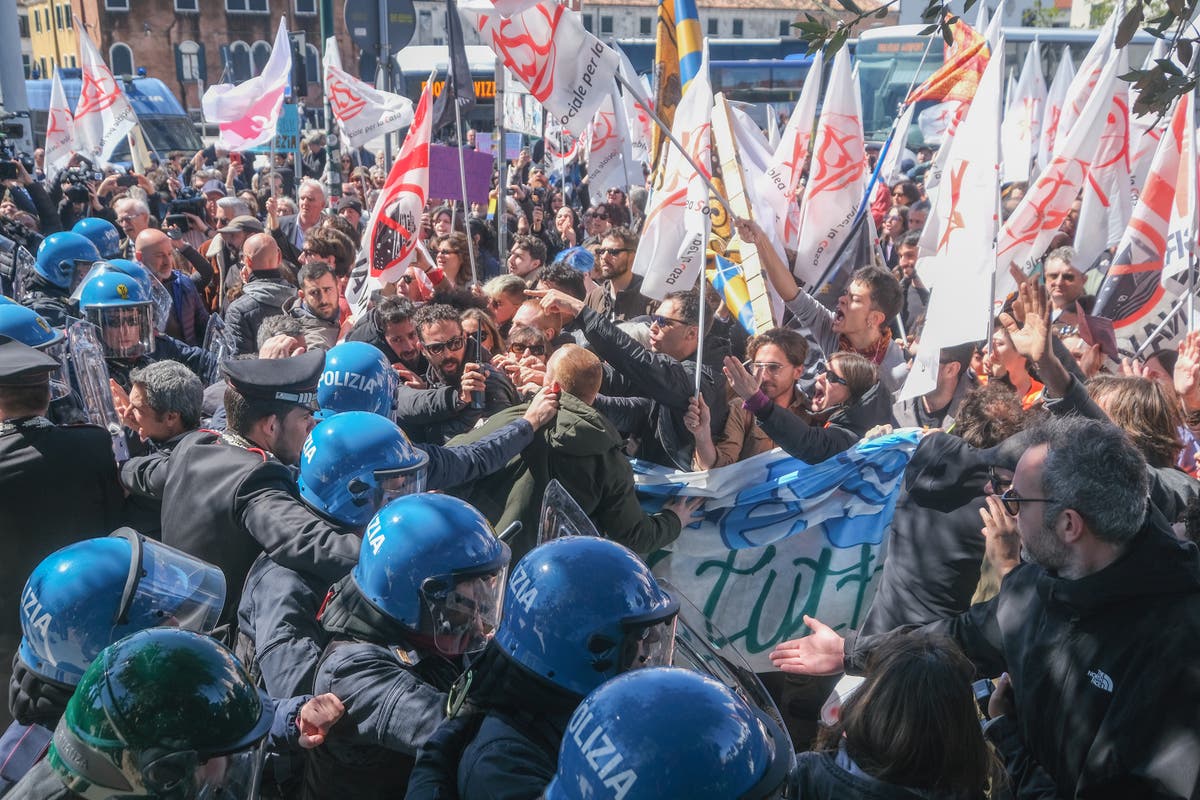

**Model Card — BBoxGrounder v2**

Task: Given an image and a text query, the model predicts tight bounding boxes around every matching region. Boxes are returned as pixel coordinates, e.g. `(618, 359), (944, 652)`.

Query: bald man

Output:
(225, 233), (300, 354)
(134, 228), (210, 346)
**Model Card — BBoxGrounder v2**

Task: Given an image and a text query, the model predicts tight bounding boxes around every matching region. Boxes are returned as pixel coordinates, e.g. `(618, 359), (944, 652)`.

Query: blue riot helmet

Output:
(18, 529), (226, 686)
(34, 231), (101, 290)
(71, 258), (173, 334)
(317, 341), (398, 419)
(71, 217), (121, 259)
(494, 536), (679, 697)
(297, 411), (429, 528)
(352, 494), (510, 656)
(77, 269), (155, 358)
(545, 668), (794, 800)
(0, 302), (71, 398)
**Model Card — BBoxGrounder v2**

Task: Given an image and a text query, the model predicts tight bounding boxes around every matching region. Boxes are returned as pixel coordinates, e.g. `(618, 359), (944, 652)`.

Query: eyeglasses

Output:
(999, 487), (1057, 516)
(649, 314), (689, 329)
(100, 310), (143, 328)
(596, 247), (632, 257)
(823, 370), (848, 386)
(751, 362), (788, 375)
(436, 249), (459, 256)
(585, 213), (608, 220)
(892, 190), (907, 197)
(988, 466), (1013, 496)
(423, 335), (465, 355)
(509, 342), (546, 356)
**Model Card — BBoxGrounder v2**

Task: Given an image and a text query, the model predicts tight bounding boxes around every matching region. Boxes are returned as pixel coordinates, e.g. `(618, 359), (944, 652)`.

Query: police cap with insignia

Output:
(0, 335), (59, 387)
(221, 350), (324, 408)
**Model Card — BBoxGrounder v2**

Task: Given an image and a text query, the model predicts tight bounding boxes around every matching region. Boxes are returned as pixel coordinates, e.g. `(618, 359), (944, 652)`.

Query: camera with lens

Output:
(61, 165), (103, 204)
(0, 122), (35, 183)
(165, 188), (206, 232)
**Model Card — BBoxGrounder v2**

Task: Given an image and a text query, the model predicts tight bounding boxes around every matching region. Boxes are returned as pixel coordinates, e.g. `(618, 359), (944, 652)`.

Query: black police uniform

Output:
(104, 334), (218, 392)
(119, 351), (359, 630)
(18, 276), (72, 329)
(0, 339), (125, 727)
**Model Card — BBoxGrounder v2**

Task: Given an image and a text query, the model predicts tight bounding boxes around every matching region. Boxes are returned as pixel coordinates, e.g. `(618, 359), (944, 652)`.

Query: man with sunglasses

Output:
(583, 227), (654, 322)
(394, 304), (518, 444)
(771, 415), (1200, 799)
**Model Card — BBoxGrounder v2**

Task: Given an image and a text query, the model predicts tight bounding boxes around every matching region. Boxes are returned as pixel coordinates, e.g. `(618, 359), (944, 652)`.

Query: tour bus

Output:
(25, 71), (203, 162)
(855, 25), (1157, 145)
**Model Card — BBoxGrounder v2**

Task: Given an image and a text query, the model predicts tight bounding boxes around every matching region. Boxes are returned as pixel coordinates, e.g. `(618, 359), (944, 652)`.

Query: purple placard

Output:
(428, 145), (495, 205)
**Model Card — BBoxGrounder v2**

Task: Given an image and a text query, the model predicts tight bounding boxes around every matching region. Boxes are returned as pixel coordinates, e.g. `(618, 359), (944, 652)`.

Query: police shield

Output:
(67, 318), (129, 462)
(536, 479), (600, 545)
(0, 235), (34, 302)
(201, 313), (237, 386)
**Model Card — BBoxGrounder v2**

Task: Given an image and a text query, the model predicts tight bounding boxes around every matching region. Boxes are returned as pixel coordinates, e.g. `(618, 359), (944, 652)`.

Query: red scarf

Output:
(838, 330), (892, 365)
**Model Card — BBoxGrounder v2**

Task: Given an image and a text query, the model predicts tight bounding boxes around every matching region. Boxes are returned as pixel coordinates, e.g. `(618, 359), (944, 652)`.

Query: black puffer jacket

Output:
(757, 381), (894, 464)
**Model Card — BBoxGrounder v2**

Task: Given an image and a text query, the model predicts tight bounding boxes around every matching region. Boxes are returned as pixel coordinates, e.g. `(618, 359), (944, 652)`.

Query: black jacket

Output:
(343, 310), (430, 374)
(790, 749), (952, 799)
(225, 274), (296, 354)
(846, 517), (1200, 799)
(574, 306), (729, 470)
(394, 338), (518, 445)
(860, 432), (990, 636)
(19, 275), (72, 329)
(757, 382), (894, 464)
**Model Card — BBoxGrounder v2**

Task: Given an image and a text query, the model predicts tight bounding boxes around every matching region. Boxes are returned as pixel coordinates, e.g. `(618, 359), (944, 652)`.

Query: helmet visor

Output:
(192, 741), (266, 800)
(423, 567), (507, 657)
(41, 337), (72, 401)
(621, 613), (677, 671)
(374, 465), (428, 507)
(116, 534), (227, 635)
(86, 304), (154, 359)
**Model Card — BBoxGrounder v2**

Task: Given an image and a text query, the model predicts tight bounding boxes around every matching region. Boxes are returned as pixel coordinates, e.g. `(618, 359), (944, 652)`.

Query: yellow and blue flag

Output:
(675, 0), (704, 92)
(708, 253), (755, 335)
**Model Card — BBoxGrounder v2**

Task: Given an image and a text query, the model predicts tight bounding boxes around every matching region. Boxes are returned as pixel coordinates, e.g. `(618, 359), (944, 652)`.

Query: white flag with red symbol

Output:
(616, 46), (653, 167)
(994, 55), (1119, 302)
(74, 30), (137, 165)
(1038, 48), (1074, 172)
(202, 19), (291, 151)
(1164, 91), (1198, 283)
(760, 49), (822, 252)
(324, 39), (414, 149)
(791, 48), (865, 290)
(45, 69), (76, 177)
(633, 47), (712, 300)
(345, 78), (435, 320)
(901, 41), (1003, 402)
(586, 85), (639, 195)
(1129, 40), (1171, 195)
(1053, 12), (1115, 157)
(458, 0), (543, 16)
(463, 0), (618, 137)
(1073, 57), (1133, 273)
(1000, 39), (1046, 183)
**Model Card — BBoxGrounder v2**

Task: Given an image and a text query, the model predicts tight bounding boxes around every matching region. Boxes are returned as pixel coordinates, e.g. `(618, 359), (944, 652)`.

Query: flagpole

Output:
(1134, 294), (1190, 357)
(613, 69), (734, 223)
(452, 91), (479, 286)
(695, 261), (706, 400)
(496, 61), (508, 253)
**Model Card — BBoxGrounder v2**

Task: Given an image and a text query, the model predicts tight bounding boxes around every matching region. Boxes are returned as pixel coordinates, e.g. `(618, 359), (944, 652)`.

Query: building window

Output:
(779, 18), (791, 36)
(105, 0), (129, 11)
(177, 40), (203, 80)
(707, 18), (718, 35)
(732, 19), (742, 35)
(22, 54), (31, 79)
(175, 0), (199, 12)
(639, 15), (652, 35)
(225, 0), (269, 13)
(600, 15), (613, 34)
(251, 40), (271, 75)
(64, 7), (72, 27)
(33, 12), (40, 33)
(68, 55), (76, 67)
(295, 0), (317, 14)
(54, 5), (62, 28)
(306, 43), (320, 86)
(582, 14), (593, 32)
(229, 40), (252, 82)
(110, 43), (134, 76)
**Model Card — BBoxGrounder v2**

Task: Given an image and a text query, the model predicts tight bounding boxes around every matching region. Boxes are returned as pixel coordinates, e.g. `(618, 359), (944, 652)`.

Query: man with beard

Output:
(583, 227), (654, 322)
(344, 295), (430, 386)
(283, 261), (341, 351)
(394, 304), (518, 444)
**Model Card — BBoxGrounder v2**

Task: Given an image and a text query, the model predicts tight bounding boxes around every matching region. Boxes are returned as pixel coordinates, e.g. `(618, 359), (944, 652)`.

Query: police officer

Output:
(70, 218), (121, 260)
(545, 668), (794, 800)
(303, 494), (511, 799)
(119, 350), (361, 631)
(405, 536), (679, 800)
(0, 299), (84, 425)
(20, 233), (99, 327)
(0, 531), (226, 793)
(7, 628), (345, 800)
(0, 338), (125, 722)
(75, 269), (215, 391)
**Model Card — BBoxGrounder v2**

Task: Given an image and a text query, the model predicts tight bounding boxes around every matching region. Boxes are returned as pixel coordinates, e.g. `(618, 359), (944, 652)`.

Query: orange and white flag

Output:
(906, 17), (989, 105)
(1038, 48), (1074, 173)
(760, 50), (822, 252)
(45, 69), (76, 177)
(1073, 58), (1133, 272)
(324, 38), (414, 149)
(1000, 39), (1046, 183)
(1164, 92), (1198, 283)
(74, 30), (137, 164)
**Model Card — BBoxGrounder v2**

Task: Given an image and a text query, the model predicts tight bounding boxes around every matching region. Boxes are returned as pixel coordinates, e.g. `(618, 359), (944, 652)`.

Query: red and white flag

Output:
(633, 47), (712, 300)
(792, 47), (865, 290)
(324, 38), (414, 149)
(1000, 39), (1046, 183)
(464, 0), (618, 137)
(760, 49), (822, 251)
(74, 30), (137, 165)
(345, 78), (435, 319)
(586, 85), (640, 195)
(1164, 91), (1198, 283)
(202, 19), (291, 151)
(1038, 48), (1074, 173)
(1073, 59), (1133, 272)
(902, 41), (1003, 403)
(458, 0), (543, 15)
(616, 46), (652, 167)
(1129, 40), (1171, 195)
(45, 69), (76, 177)
(995, 55), (1120, 300)
(1053, 11), (1115, 156)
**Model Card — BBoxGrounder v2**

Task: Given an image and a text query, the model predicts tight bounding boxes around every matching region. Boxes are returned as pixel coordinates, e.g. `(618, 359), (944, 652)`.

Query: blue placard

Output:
(245, 102), (301, 155)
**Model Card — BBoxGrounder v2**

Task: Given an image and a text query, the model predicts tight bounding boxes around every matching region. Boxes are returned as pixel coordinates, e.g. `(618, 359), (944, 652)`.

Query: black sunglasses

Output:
(999, 487), (1057, 516)
(509, 342), (546, 356)
(649, 314), (689, 329)
(423, 335), (465, 355)
(824, 370), (848, 386)
(596, 247), (632, 256)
